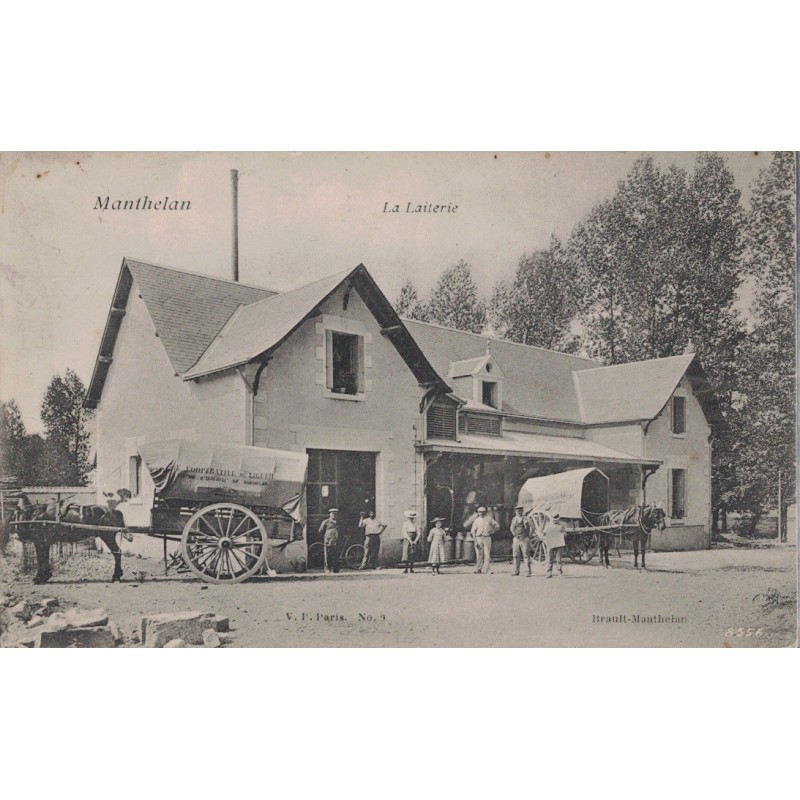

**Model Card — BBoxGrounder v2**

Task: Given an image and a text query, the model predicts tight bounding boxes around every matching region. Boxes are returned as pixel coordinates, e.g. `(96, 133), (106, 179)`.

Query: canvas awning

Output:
(419, 431), (661, 467)
(138, 439), (308, 521)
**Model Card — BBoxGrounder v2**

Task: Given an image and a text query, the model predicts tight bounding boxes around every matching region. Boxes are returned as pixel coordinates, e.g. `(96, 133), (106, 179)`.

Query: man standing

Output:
(401, 510), (420, 573)
(510, 505), (532, 577)
(544, 512), (566, 578)
(358, 509), (387, 569)
(319, 508), (340, 574)
(470, 506), (499, 574)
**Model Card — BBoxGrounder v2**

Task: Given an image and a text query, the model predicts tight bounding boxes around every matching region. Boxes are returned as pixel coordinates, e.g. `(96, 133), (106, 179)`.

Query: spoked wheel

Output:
(566, 532), (599, 564)
(307, 542), (325, 570)
(530, 537), (547, 563)
(181, 503), (268, 584)
(346, 543), (365, 570)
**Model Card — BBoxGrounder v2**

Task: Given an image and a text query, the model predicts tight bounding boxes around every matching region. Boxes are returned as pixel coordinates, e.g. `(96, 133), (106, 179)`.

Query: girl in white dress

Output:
(427, 517), (447, 574)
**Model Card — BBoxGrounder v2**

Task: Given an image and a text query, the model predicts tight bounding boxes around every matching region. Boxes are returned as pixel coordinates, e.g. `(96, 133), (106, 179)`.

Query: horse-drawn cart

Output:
(517, 467), (656, 564)
(12, 439), (308, 585)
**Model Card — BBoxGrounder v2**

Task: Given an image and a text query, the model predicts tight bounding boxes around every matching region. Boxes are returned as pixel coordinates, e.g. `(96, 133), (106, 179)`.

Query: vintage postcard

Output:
(0, 151), (796, 648)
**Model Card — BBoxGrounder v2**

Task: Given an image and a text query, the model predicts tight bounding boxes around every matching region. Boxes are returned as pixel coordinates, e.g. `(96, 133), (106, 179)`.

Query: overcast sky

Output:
(0, 151), (769, 432)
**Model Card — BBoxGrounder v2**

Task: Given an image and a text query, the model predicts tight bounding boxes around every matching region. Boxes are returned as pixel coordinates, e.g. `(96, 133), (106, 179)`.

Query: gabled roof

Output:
(128, 259), (275, 374)
(85, 259), (274, 408)
(86, 260), (448, 408)
(404, 319), (597, 423)
(449, 356), (487, 378)
(184, 269), (352, 378)
(573, 354), (696, 424)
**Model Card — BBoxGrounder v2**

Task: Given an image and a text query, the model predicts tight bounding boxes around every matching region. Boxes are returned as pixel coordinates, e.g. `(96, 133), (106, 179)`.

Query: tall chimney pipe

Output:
(230, 168), (239, 282)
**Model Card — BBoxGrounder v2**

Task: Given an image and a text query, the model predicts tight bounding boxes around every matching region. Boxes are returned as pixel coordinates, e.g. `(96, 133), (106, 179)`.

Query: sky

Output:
(0, 151), (770, 433)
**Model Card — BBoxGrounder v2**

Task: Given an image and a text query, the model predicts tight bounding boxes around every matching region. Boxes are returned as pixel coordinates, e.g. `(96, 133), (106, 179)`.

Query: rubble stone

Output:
(164, 638), (186, 648)
(64, 608), (109, 628)
(37, 625), (116, 648)
(108, 620), (124, 644)
(212, 616), (230, 632)
(202, 629), (221, 648)
(142, 611), (216, 647)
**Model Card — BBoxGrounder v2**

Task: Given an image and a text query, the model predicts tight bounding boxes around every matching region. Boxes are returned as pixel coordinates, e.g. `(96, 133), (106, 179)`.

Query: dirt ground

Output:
(1, 542), (796, 647)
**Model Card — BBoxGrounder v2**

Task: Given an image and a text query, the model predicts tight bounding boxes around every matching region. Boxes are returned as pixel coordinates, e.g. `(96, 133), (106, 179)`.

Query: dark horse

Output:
(598, 504), (666, 571)
(12, 494), (126, 584)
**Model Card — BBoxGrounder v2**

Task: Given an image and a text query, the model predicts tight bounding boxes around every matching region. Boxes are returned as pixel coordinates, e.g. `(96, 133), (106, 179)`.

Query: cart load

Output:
(138, 439), (308, 521)
(516, 467), (610, 564)
(517, 467), (609, 520)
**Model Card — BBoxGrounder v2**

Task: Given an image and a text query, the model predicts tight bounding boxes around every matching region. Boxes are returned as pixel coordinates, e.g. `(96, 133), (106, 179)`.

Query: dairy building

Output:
(85, 258), (723, 568)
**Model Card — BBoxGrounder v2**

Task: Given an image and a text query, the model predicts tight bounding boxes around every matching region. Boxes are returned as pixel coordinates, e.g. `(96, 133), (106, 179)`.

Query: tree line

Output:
(1, 370), (93, 486)
(395, 152), (796, 533)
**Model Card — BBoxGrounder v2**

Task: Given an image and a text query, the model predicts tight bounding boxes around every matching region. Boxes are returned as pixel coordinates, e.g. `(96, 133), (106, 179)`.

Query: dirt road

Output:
(2, 545), (796, 647)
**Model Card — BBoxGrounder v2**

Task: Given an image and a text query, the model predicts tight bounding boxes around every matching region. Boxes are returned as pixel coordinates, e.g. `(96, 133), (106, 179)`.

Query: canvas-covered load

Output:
(138, 439), (308, 522)
(517, 467), (609, 520)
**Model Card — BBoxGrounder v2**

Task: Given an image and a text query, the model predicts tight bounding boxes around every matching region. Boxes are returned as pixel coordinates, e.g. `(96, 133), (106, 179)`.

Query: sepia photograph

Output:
(0, 151), (796, 648)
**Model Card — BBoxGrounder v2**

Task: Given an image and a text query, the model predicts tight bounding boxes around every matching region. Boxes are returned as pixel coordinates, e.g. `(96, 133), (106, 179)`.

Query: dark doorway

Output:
(306, 449), (376, 547)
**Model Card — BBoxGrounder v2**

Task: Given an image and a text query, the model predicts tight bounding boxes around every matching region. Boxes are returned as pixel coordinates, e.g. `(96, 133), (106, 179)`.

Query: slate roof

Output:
(87, 260), (717, 431)
(574, 354), (695, 424)
(404, 319), (597, 423)
(126, 259), (275, 374)
(184, 269), (352, 378)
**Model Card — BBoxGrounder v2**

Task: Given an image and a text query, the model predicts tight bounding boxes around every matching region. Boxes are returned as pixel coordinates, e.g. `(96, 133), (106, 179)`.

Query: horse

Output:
(597, 504), (666, 571)
(12, 494), (126, 584)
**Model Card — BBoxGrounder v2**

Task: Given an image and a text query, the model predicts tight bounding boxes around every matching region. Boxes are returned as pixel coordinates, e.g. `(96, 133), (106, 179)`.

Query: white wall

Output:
(251, 285), (425, 560)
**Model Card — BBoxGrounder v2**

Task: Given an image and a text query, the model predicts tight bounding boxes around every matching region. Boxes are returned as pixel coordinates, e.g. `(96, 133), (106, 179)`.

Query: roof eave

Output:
(84, 259), (134, 409)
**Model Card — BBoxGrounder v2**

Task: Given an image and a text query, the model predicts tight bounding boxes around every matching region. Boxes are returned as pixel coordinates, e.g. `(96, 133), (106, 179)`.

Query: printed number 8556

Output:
(724, 627), (763, 637)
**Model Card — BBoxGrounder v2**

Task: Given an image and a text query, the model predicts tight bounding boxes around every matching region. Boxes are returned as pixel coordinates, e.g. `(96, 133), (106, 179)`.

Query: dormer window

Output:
(447, 348), (504, 412)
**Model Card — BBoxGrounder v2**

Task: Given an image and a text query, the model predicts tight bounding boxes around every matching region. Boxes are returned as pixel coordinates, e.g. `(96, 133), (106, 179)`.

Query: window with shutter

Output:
(427, 402), (457, 440)
(671, 396), (686, 435)
(460, 412), (501, 436)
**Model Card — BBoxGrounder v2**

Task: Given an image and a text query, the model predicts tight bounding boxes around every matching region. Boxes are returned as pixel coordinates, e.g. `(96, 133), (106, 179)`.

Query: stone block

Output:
(212, 616), (230, 632)
(164, 639), (186, 648)
(37, 626), (116, 648)
(64, 608), (109, 628)
(202, 629), (221, 648)
(142, 611), (216, 647)
(107, 620), (124, 644)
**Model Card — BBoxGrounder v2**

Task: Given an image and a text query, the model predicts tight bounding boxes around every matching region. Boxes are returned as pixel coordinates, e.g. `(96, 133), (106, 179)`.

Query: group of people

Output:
(317, 503), (568, 577)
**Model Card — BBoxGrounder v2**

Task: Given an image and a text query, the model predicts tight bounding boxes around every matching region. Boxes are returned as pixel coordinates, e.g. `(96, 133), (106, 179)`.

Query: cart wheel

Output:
(530, 537), (547, 563)
(566, 532), (598, 564)
(307, 542), (325, 570)
(346, 543), (365, 570)
(181, 503), (268, 584)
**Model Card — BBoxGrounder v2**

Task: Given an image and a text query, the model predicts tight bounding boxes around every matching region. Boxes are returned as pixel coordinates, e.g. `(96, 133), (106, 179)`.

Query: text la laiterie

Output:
(383, 202), (458, 214)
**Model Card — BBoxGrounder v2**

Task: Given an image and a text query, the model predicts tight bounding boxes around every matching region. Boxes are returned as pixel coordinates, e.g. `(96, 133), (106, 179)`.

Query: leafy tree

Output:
(394, 280), (430, 321)
(563, 153), (751, 532)
(0, 399), (27, 480)
(735, 152), (796, 532)
(490, 236), (581, 351)
(40, 369), (94, 485)
(425, 259), (487, 333)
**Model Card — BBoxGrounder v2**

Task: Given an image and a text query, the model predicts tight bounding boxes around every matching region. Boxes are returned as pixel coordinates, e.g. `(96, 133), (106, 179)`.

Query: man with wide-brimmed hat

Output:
(470, 506), (499, 574)
(544, 512), (566, 578)
(510, 505), (532, 577)
(401, 509), (420, 573)
(319, 507), (341, 574)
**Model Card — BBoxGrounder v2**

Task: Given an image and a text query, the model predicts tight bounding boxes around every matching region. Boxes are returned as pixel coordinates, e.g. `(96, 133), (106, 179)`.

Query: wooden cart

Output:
(13, 439), (309, 584)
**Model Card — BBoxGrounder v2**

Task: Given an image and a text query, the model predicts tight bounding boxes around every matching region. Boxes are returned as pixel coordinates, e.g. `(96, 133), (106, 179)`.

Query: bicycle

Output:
(307, 537), (365, 571)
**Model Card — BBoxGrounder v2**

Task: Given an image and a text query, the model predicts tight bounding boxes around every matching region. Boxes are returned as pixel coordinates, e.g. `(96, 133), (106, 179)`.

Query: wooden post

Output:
(777, 469), (783, 543)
